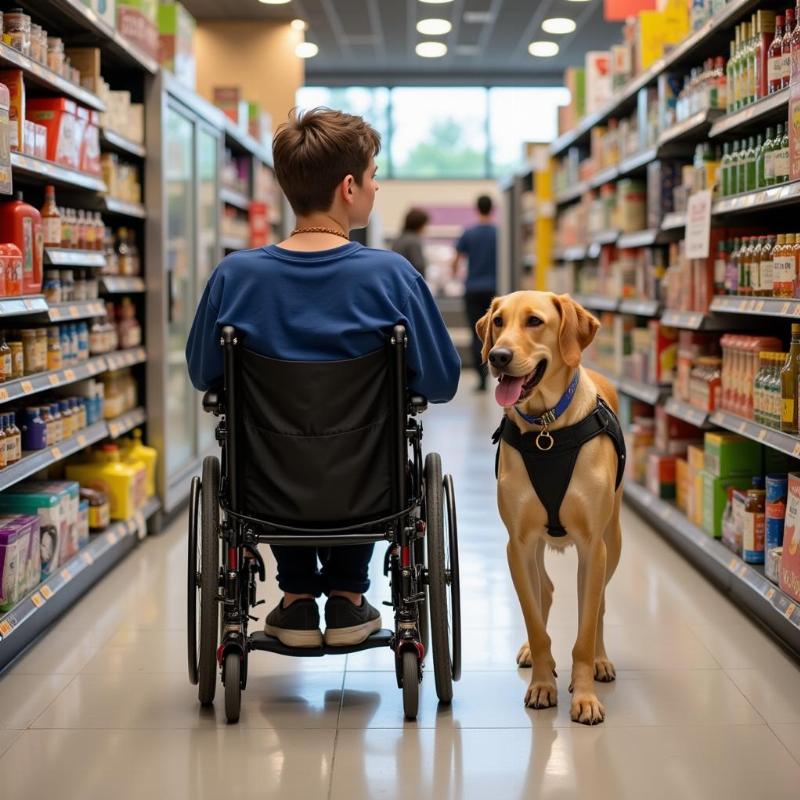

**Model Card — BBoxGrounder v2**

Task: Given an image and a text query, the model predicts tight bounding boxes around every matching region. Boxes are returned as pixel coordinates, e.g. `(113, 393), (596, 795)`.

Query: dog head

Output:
(475, 291), (599, 408)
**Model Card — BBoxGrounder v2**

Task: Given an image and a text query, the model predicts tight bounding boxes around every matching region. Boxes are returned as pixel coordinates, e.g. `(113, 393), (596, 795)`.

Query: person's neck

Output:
(279, 210), (352, 252)
(478, 215), (493, 224)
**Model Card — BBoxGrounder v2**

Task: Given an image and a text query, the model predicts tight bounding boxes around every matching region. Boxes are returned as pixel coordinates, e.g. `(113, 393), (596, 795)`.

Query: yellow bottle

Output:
(65, 444), (147, 520)
(120, 429), (157, 498)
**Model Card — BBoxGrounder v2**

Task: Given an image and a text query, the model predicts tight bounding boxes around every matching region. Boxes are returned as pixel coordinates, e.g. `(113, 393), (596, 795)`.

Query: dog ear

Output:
(475, 299), (497, 364)
(552, 294), (600, 368)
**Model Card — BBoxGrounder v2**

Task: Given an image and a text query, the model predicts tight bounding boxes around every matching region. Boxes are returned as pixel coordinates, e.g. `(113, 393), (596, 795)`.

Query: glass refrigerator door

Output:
(196, 125), (220, 454)
(164, 103), (197, 476)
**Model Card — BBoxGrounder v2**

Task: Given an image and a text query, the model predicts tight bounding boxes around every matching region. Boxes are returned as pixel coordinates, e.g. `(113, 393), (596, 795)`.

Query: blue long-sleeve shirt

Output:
(186, 242), (461, 402)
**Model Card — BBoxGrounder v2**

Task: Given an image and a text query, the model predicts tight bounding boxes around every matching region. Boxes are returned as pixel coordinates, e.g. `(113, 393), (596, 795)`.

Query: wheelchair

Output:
(187, 324), (461, 722)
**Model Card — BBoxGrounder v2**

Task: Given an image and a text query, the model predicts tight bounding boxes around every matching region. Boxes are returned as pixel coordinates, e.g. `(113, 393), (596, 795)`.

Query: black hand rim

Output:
(186, 475), (201, 685)
(444, 474), (462, 682)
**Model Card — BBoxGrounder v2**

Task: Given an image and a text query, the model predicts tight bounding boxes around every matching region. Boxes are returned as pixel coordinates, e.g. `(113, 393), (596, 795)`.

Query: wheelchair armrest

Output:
(202, 390), (223, 415)
(408, 395), (428, 416)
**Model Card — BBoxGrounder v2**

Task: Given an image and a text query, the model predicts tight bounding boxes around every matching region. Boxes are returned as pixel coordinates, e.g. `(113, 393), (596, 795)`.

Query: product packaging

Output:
(0, 515), (40, 609)
(585, 51), (612, 114)
(647, 452), (676, 499)
(0, 83), (11, 195)
(26, 98), (80, 170)
(82, 0), (117, 27)
(702, 471), (752, 538)
(158, 2), (196, 89)
(676, 457), (689, 511)
(0, 70), (25, 153)
(213, 86), (249, 129)
(703, 432), (762, 477)
(780, 472), (800, 601)
(116, 0), (159, 60)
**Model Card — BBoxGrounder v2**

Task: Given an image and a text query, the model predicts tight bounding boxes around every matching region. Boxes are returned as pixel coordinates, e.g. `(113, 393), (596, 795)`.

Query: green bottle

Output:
(777, 121), (790, 183)
(730, 141), (740, 194)
(763, 126), (776, 186)
(745, 136), (757, 191)
(738, 137), (750, 192)
(755, 135), (765, 189)
(721, 142), (731, 196)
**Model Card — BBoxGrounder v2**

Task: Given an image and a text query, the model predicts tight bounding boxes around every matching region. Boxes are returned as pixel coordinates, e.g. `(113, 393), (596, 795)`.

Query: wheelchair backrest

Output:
(223, 329), (406, 528)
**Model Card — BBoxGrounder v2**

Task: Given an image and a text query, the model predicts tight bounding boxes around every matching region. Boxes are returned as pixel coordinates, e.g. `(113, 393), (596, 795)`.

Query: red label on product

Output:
(22, 216), (32, 276)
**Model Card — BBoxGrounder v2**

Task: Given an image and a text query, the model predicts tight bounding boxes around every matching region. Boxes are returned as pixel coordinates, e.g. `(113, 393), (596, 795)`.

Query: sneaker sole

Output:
(324, 615), (382, 647)
(263, 624), (323, 648)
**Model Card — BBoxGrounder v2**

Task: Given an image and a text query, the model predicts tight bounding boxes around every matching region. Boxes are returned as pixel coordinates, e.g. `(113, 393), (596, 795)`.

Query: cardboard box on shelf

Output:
(117, 0), (159, 60)
(64, 48), (102, 87)
(213, 86), (248, 129)
(0, 83), (10, 194)
(780, 472), (800, 602)
(158, 1), (196, 89)
(703, 432), (762, 478)
(0, 71), (24, 154)
(26, 98), (80, 170)
(82, 0), (116, 28)
(585, 52), (612, 115)
(702, 471), (752, 538)
(676, 457), (689, 511)
(647, 452), (676, 499)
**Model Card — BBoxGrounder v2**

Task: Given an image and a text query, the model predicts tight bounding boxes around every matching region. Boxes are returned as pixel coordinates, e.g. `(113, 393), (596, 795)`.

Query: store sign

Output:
(604, 0), (656, 22)
(685, 190), (712, 259)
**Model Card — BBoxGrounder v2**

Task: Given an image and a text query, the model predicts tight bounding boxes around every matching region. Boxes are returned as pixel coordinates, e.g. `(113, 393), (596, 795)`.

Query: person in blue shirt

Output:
(186, 107), (460, 649)
(452, 195), (497, 391)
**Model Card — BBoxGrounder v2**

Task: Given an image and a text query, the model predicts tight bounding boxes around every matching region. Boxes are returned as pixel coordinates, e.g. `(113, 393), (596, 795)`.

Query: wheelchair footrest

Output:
(248, 628), (394, 657)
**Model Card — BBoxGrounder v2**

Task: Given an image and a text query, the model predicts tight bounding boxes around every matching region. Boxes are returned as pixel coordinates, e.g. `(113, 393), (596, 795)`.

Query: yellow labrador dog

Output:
(476, 291), (624, 725)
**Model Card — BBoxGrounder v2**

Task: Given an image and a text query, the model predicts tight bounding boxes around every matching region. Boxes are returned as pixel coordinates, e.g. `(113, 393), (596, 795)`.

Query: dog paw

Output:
(570, 692), (605, 725)
(524, 681), (558, 709)
(517, 643), (532, 668)
(594, 658), (616, 682)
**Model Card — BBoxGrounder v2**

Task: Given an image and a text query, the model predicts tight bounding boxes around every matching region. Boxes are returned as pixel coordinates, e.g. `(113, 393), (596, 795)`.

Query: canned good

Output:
(765, 473), (788, 552)
(8, 340), (23, 379)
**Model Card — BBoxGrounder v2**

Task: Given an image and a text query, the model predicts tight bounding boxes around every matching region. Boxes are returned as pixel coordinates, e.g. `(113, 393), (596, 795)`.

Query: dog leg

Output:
(595, 505), (622, 683)
(516, 540), (552, 669)
(507, 540), (557, 709)
(570, 539), (607, 725)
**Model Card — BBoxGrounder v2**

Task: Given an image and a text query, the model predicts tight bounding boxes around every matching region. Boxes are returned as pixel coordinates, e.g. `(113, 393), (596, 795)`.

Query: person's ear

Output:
(551, 294), (599, 368)
(476, 299), (498, 364)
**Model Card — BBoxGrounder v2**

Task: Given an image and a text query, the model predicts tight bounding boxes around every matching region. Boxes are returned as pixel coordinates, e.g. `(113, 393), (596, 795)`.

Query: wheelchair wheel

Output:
(424, 452), (453, 704)
(444, 474), (462, 682)
(223, 651), (241, 723)
(401, 649), (420, 720)
(197, 456), (221, 706)
(187, 476), (201, 685)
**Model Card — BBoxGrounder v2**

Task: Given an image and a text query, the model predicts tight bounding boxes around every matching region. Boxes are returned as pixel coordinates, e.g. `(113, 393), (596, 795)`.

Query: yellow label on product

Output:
(41, 585), (53, 600)
(50, 308), (61, 320)
(31, 592), (44, 608)
(783, 399), (795, 424)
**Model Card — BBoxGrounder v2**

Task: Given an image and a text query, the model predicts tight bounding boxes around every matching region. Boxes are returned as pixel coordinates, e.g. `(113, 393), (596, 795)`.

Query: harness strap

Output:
(492, 398), (626, 537)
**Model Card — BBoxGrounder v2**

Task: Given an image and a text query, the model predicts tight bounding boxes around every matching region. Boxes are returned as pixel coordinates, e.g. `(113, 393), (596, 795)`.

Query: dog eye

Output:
(527, 316), (543, 327)
(493, 316), (503, 327)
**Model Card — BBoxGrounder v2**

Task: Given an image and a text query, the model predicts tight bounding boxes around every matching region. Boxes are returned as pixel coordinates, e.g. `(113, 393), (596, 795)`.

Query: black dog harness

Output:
(492, 397), (626, 538)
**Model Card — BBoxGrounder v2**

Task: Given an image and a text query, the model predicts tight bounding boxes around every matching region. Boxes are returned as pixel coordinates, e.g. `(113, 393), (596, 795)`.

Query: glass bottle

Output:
(754, 134), (765, 189)
(720, 142), (731, 196)
(773, 233), (794, 297)
(8, 412), (20, 462)
(755, 352), (768, 423)
(117, 228), (133, 276)
(767, 354), (780, 427)
(737, 138), (749, 193)
(0, 415), (8, 469)
(735, 24), (748, 110)
(782, 324), (800, 432)
(777, 121), (791, 182)
(745, 136), (757, 191)
(40, 185), (61, 247)
(763, 126), (776, 186)
(785, 6), (797, 89)
(750, 236), (763, 295)
(4, 414), (16, 465)
(730, 140), (741, 194)
(759, 235), (775, 296)
(727, 39), (737, 112)
(793, 234), (800, 298)
(770, 15), (785, 93)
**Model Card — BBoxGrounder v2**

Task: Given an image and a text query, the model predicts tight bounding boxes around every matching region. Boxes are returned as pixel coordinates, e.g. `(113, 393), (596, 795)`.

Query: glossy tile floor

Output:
(3, 384), (800, 799)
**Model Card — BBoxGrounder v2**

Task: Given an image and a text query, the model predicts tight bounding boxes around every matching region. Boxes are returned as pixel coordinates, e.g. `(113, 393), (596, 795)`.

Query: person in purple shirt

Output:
(186, 107), (460, 649)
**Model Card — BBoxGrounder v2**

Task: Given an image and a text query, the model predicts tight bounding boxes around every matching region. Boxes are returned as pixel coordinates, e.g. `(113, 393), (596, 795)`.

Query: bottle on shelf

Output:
(40, 186), (61, 248)
(727, 39), (737, 112)
(730, 140), (740, 194)
(776, 121), (790, 182)
(785, 6), (797, 89)
(0, 192), (43, 296)
(759, 235), (775, 296)
(755, 135), (767, 189)
(745, 136), (758, 191)
(773, 233), (795, 297)
(781, 323), (800, 433)
(770, 15), (785, 93)
(763, 126), (776, 187)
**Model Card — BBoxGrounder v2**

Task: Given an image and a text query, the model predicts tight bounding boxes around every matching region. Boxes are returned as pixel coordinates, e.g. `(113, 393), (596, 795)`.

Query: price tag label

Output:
(689, 314), (701, 328)
(69, 305), (79, 318)
(77, 434), (87, 447)
(0, 620), (12, 636)
(0, 388), (8, 402)
(786, 602), (797, 619)
(107, 530), (118, 545)
(729, 557), (738, 571)
(766, 587), (776, 601)
(88, 362), (97, 375)
(61, 567), (72, 581)
(51, 447), (62, 459)
(126, 519), (137, 535)
(738, 422), (746, 434)
(109, 424), (118, 438)
(21, 381), (33, 394)
(792, 442), (800, 457)
(793, 304), (800, 317)
(50, 308), (61, 320)
(41, 585), (54, 600)
(758, 429), (767, 441)
(31, 592), (44, 608)
(738, 565), (748, 577)
(82, 550), (94, 565)
(64, 369), (75, 381)
(755, 301), (764, 312)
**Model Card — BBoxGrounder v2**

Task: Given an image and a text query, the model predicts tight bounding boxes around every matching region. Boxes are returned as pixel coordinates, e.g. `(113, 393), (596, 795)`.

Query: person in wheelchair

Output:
(186, 107), (460, 650)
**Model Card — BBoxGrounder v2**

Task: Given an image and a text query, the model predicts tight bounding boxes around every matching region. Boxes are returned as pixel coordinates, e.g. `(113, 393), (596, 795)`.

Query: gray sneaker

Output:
(324, 596), (382, 646)
(264, 599), (323, 648)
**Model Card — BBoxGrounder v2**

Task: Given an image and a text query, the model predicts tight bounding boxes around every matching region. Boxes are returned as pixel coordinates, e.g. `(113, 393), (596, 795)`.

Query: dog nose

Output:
(489, 348), (513, 368)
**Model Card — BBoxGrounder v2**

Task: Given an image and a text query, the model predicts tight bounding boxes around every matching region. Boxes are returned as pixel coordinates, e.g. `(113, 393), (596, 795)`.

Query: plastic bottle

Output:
(121, 429), (157, 498)
(770, 15), (785, 92)
(0, 192), (43, 294)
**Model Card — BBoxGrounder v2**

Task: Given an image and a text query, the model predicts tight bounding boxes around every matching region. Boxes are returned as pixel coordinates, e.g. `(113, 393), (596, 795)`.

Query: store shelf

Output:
(555, 181), (589, 206)
(220, 187), (251, 212)
(618, 147), (658, 176)
(0, 41), (104, 111)
(48, 300), (106, 322)
(588, 165), (619, 189)
(105, 346), (146, 370)
(590, 229), (620, 247)
(712, 180), (800, 216)
(571, 293), (619, 312)
(221, 235), (249, 251)
(106, 407), (146, 439)
(101, 197), (147, 219)
(659, 109), (723, 147)
(617, 229), (659, 249)
(709, 409), (800, 458)
(617, 375), (669, 405)
(0, 496), (162, 669)
(709, 88), (790, 138)
(710, 295), (800, 318)
(626, 480), (800, 656)
(100, 276), (145, 294)
(222, 118), (273, 166)
(554, 245), (588, 261)
(664, 397), (714, 429)
(0, 295), (48, 318)
(0, 354), (107, 406)
(11, 153), (106, 193)
(619, 298), (661, 317)
(661, 308), (729, 329)
(661, 211), (687, 231)
(100, 129), (146, 160)
(0, 420), (108, 493)
(44, 248), (106, 269)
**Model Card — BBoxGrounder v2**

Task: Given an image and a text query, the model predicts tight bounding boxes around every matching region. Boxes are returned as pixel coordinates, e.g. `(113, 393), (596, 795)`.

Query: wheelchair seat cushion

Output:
(237, 346), (394, 526)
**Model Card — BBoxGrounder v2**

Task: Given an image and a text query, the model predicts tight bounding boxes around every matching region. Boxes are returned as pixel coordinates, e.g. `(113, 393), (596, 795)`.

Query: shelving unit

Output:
(11, 153), (107, 192)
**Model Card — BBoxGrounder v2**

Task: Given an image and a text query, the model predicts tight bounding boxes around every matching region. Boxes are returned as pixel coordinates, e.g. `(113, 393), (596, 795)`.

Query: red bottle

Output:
(0, 192), (43, 295)
(0, 243), (22, 296)
(770, 15), (785, 93)
(783, 7), (796, 89)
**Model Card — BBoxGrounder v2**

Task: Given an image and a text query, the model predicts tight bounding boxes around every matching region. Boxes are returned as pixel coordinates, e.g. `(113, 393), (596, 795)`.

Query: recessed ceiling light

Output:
(419, 0), (453, 4)
(417, 18), (452, 35)
(295, 41), (319, 58)
(542, 17), (576, 34)
(566, 0), (590, 3)
(528, 41), (559, 57)
(258, 0), (291, 4)
(416, 41), (448, 57)
(291, 19), (307, 31)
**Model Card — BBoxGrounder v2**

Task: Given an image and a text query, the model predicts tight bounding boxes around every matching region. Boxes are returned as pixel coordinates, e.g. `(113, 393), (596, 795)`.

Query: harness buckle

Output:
(535, 428), (554, 451)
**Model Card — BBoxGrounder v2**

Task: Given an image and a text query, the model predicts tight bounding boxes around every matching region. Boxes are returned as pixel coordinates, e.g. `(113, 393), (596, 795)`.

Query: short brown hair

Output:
(273, 107), (381, 215)
(403, 208), (429, 233)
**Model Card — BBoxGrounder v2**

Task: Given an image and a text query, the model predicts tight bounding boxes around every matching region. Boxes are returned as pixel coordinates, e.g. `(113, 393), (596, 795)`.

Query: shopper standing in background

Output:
(452, 195), (497, 391)
(392, 207), (429, 277)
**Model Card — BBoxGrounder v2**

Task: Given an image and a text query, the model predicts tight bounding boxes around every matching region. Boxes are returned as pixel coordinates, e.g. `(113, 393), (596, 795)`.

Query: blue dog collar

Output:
(515, 370), (580, 427)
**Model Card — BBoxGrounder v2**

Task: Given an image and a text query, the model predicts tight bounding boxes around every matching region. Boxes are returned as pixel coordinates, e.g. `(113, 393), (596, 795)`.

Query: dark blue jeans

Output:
(271, 544), (374, 596)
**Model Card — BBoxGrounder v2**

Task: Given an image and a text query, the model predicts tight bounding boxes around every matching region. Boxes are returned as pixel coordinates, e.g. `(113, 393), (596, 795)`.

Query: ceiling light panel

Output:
(528, 41), (559, 57)
(416, 41), (448, 57)
(542, 17), (576, 34)
(417, 18), (452, 35)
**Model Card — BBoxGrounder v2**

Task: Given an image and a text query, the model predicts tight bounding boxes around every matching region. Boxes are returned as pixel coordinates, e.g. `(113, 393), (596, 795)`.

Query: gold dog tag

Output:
(535, 430), (554, 451)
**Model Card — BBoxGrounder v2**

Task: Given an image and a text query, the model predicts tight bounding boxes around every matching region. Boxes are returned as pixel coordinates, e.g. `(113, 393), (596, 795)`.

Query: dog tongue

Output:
(495, 375), (525, 407)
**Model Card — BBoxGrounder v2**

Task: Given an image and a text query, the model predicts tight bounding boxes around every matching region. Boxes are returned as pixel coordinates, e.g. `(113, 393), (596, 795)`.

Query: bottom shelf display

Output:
(0, 496), (161, 669)
(624, 481), (800, 657)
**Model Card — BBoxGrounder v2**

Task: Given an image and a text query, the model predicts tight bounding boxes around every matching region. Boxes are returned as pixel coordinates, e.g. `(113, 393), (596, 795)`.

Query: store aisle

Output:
(1, 385), (800, 799)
